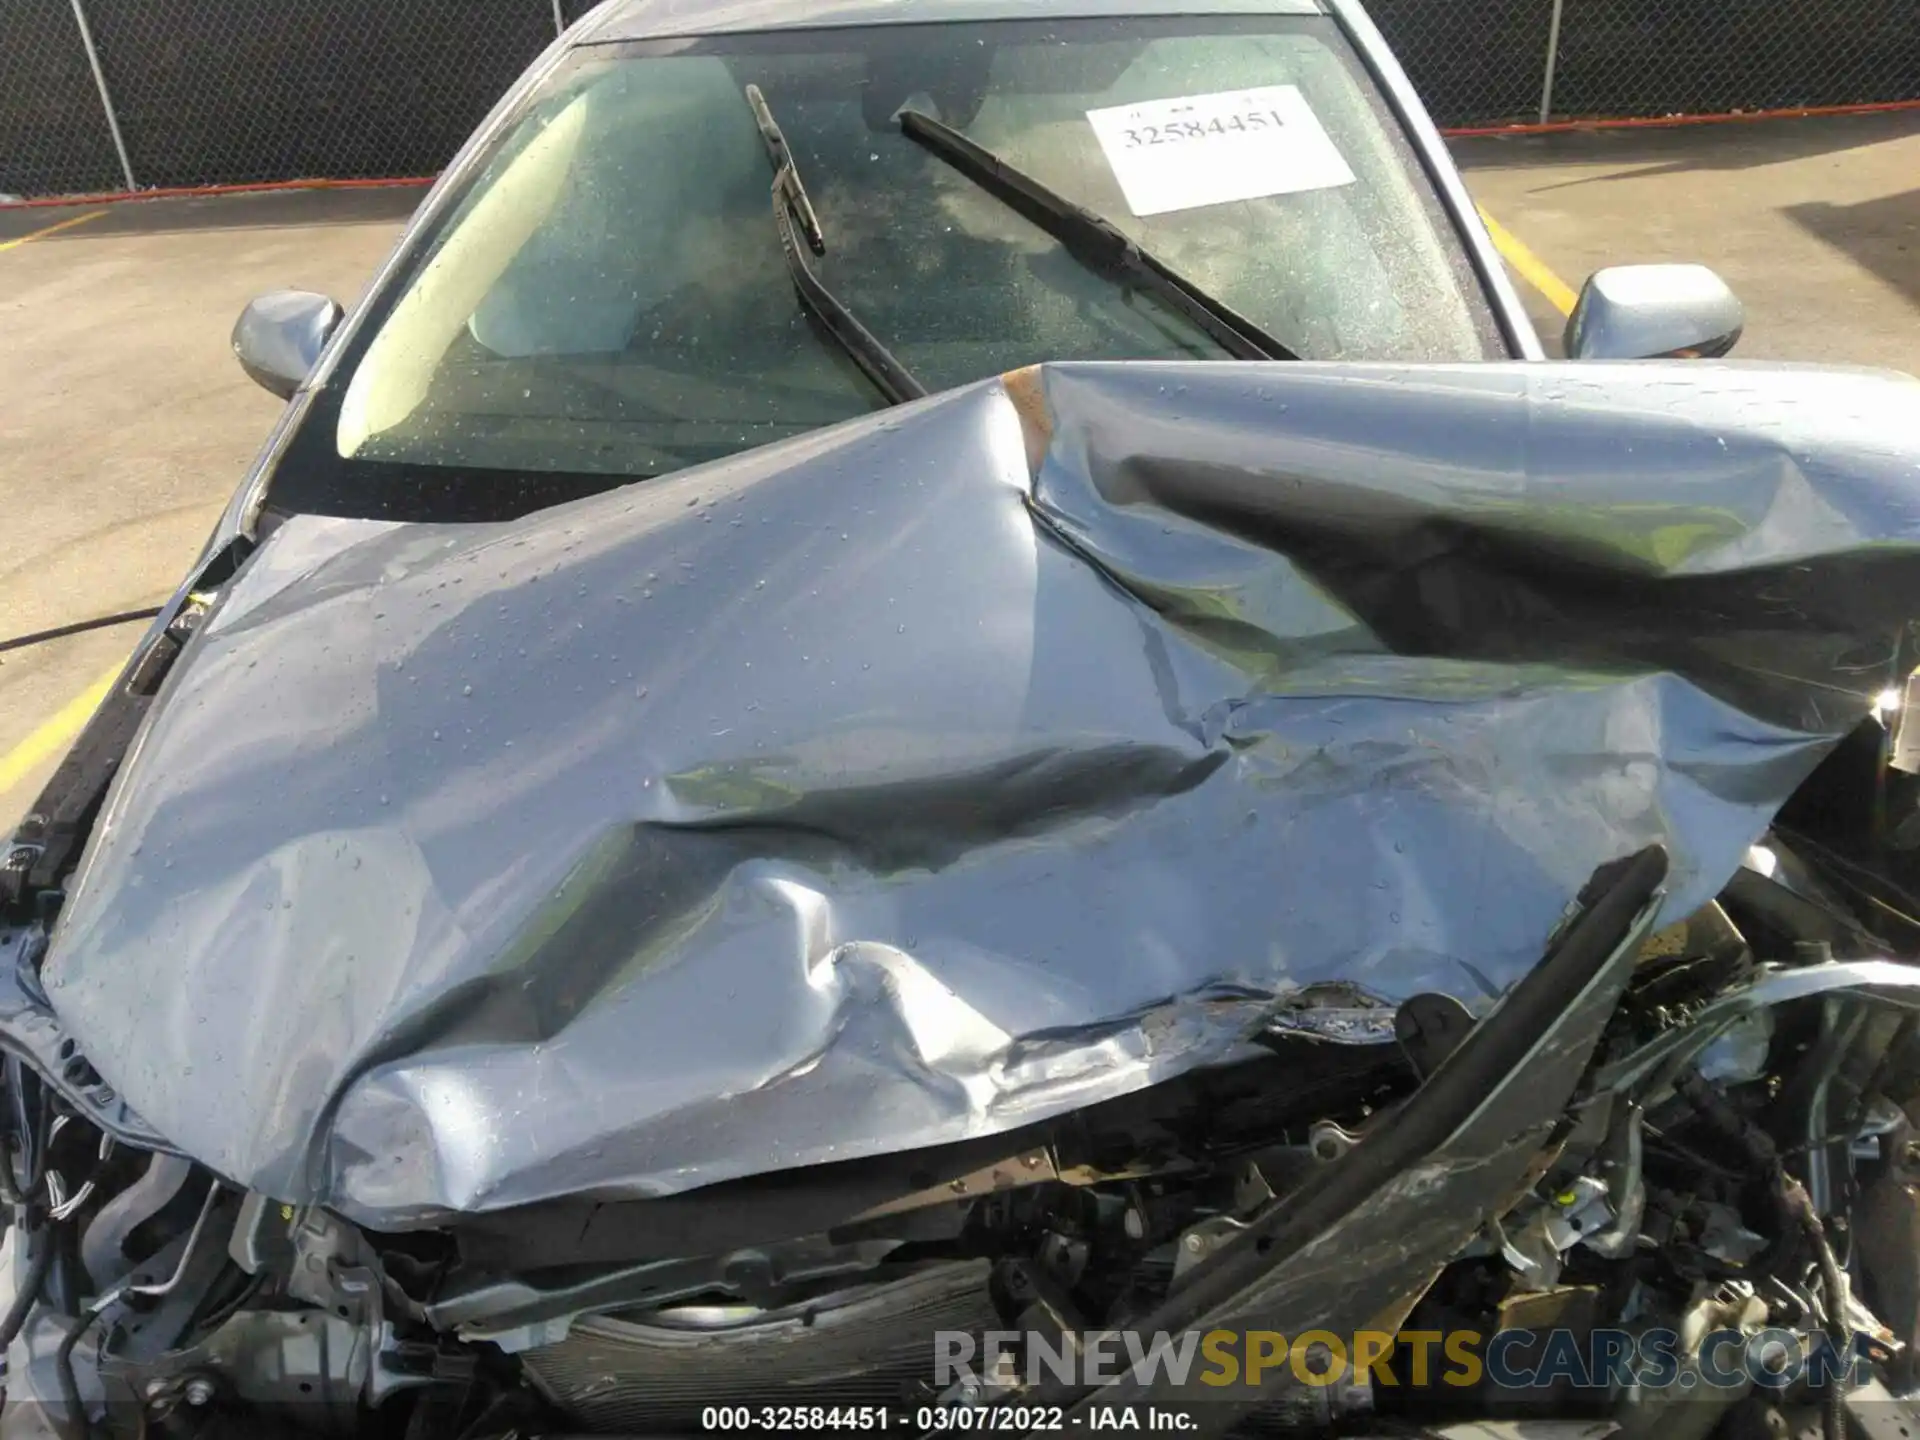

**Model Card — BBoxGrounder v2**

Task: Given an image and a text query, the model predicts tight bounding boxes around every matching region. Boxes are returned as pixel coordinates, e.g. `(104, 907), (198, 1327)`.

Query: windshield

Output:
(273, 15), (1504, 520)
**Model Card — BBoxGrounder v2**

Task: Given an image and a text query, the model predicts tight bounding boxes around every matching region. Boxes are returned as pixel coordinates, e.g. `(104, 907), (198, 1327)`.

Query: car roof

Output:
(583, 0), (1325, 44)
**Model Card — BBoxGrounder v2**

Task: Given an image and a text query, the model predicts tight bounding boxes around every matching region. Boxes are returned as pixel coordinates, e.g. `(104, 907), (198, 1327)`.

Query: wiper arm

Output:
(744, 85), (926, 405)
(898, 107), (1299, 363)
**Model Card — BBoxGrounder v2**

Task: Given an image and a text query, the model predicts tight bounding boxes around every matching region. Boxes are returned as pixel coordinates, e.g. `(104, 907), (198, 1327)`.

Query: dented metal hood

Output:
(40, 358), (1920, 1226)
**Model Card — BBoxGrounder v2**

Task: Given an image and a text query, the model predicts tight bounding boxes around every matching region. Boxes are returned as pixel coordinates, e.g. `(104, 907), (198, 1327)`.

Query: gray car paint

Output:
(583, 0), (1323, 37)
(35, 358), (1920, 1224)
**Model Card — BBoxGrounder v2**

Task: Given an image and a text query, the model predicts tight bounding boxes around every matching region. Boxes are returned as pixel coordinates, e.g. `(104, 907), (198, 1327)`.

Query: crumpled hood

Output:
(42, 359), (1920, 1226)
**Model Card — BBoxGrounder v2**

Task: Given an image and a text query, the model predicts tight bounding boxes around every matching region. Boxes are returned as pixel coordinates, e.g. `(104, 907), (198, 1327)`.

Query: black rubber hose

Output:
(0, 1230), (54, 1352)
(0, 608), (161, 657)
(53, 1299), (105, 1440)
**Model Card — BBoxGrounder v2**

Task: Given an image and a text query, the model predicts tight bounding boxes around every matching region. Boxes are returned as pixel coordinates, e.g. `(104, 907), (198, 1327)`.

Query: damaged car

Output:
(6, 1), (1920, 1439)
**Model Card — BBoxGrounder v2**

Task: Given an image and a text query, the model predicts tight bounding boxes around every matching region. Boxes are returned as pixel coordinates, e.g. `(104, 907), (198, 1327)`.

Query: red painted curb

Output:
(1441, 98), (1920, 138)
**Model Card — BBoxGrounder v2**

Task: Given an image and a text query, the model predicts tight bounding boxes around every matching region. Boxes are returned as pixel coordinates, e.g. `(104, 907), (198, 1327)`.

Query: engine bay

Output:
(7, 760), (1920, 1439)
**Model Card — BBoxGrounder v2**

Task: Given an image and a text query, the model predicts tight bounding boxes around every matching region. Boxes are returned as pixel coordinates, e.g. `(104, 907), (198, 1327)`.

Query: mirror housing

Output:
(232, 290), (344, 400)
(1564, 264), (1743, 361)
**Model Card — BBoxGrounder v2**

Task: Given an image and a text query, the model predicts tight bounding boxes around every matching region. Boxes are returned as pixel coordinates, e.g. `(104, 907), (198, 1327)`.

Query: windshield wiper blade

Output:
(744, 85), (926, 406)
(898, 107), (1299, 363)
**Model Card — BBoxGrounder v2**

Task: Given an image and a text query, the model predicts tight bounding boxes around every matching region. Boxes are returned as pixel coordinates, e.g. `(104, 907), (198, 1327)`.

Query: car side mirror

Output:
(232, 290), (344, 400)
(1564, 264), (1743, 361)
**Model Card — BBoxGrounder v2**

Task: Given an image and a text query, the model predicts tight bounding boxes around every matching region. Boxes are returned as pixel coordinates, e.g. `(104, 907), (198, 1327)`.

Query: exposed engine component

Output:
(2, 823), (1917, 1440)
(521, 1262), (999, 1431)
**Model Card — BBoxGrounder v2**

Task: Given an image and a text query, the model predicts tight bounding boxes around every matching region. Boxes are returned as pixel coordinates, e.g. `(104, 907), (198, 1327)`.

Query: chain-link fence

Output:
(80, 0), (556, 189)
(0, 0), (126, 198)
(1550, 0), (1920, 120)
(1367, 0), (1555, 133)
(3, 0), (1918, 199)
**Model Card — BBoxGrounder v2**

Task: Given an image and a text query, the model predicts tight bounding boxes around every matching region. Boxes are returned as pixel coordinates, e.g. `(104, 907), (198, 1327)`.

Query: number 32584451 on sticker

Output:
(1084, 84), (1355, 218)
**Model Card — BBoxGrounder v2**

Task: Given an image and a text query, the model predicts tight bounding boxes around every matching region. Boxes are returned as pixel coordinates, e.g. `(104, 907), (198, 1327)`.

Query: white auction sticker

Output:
(1085, 84), (1356, 217)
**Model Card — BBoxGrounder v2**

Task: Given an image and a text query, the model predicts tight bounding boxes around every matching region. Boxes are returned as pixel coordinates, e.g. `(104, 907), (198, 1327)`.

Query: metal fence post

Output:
(1538, 0), (1566, 124)
(552, 0), (567, 37)
(68, 0), (137, 192)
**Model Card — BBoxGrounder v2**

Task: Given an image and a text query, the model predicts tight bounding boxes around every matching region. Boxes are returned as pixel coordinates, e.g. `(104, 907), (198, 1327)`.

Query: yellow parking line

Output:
(1477, 205), (1580, 318)
(0, 664), (121, 796)
(0, 208), (108, 254)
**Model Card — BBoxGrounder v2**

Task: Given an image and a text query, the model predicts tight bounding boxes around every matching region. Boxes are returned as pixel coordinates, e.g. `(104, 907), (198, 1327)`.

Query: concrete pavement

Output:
(1457, 111), (1920, 370)
(0, 187), (419, 827)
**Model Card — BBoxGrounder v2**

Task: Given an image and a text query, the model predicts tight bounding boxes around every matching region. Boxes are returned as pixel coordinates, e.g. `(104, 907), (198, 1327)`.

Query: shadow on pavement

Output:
(1784, 187), (1920, 311)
